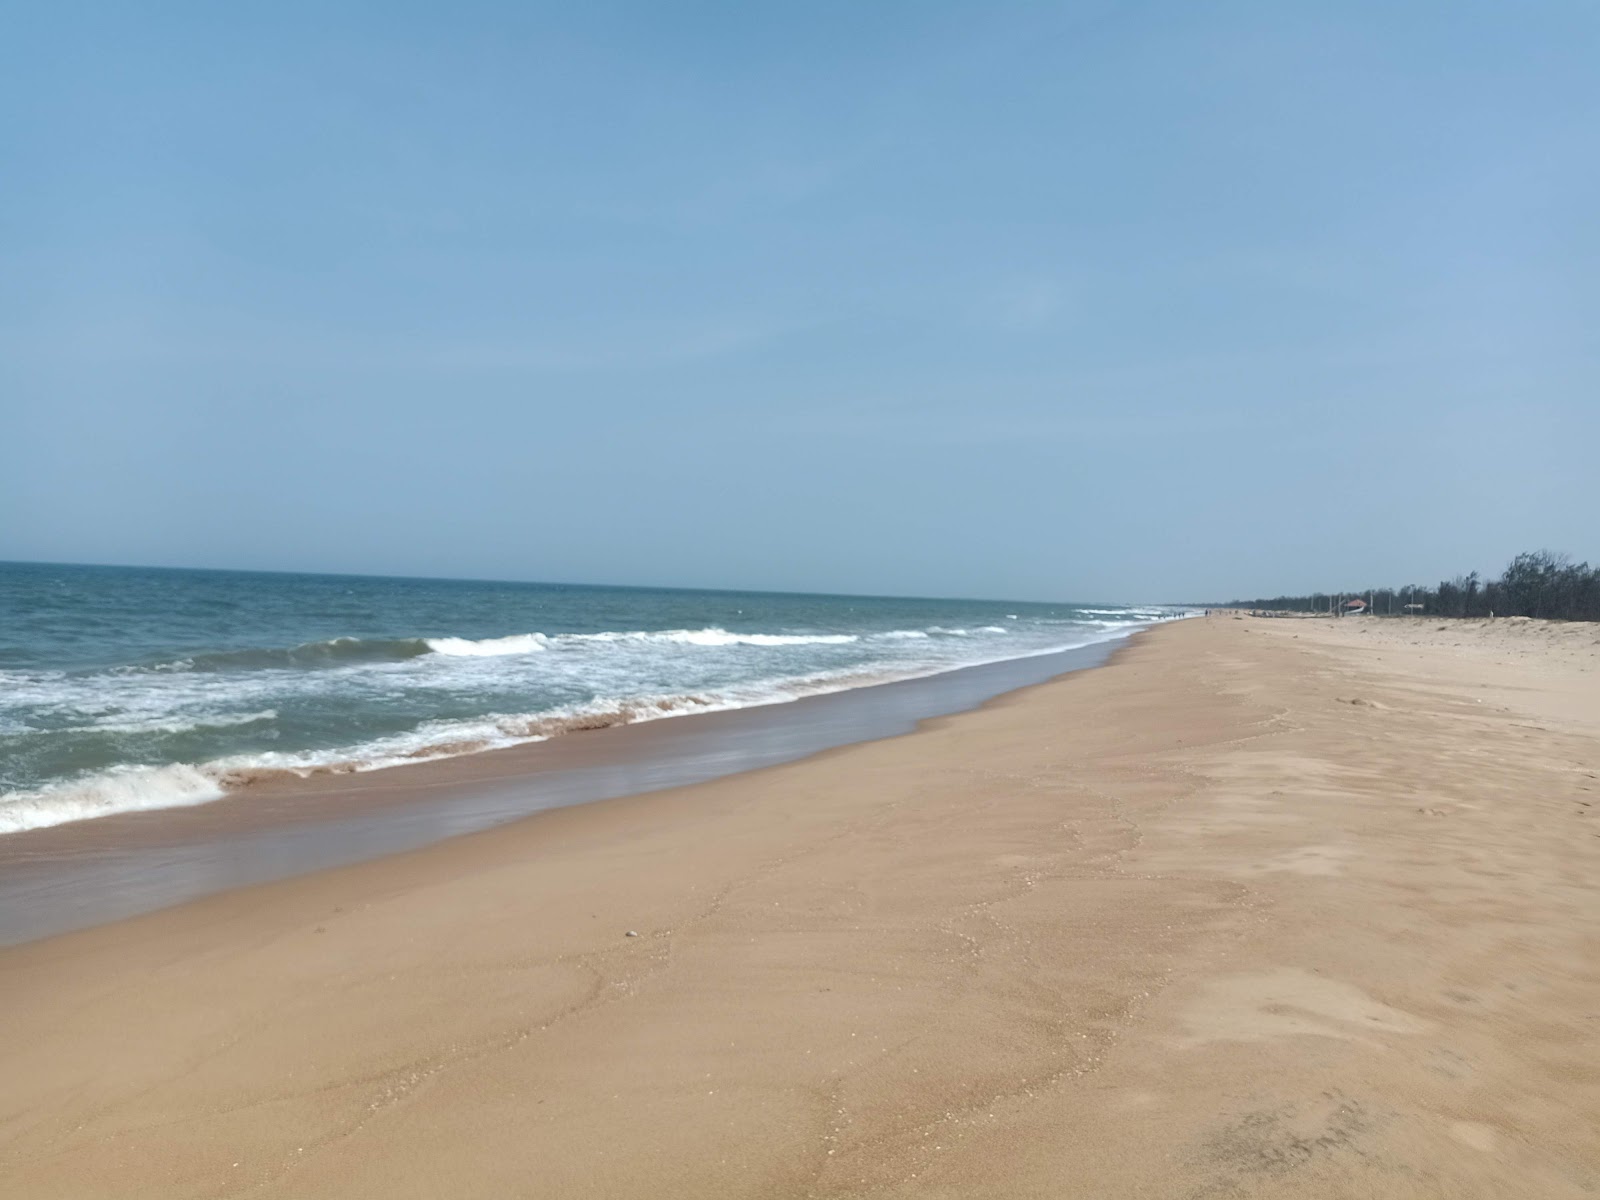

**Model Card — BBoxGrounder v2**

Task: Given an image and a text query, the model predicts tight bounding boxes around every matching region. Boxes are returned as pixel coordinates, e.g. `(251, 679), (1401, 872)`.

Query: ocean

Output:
(0, 562), (1176, 836)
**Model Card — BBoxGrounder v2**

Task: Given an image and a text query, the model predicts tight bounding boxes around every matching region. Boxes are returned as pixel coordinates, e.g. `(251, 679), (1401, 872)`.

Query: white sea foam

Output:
(0, 613), (1157, 835)
(0, 763), (226, 835)
(426, 633), (550, 657)
(65, 709), (279, 736)
(660, 628), (859, 647)
(1077, 608), (1172, 619)
(565, 627), (859, 648)
(422, 628), (860, 655)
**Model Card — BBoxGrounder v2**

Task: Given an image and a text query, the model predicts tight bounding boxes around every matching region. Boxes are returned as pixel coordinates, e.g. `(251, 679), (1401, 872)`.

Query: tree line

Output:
(1221, 550), (1600, 622)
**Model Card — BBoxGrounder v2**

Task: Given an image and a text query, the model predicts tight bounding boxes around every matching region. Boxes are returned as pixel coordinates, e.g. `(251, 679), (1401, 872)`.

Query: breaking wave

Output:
(122, 627), (884, 673)
(0, 622), (1143, 836)
(60, 709), (279, 737)
(1, 594), (1180, 836)
(0, 686), (776, 835)
(133, 637), (434, 673)
(0, 763), (228, 834)
(426, 633), (550, 657)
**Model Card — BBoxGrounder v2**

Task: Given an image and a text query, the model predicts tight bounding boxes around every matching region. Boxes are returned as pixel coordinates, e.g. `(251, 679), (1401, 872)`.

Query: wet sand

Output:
(0, 639), (1118, 947)
(2, 615), (1598, 1197)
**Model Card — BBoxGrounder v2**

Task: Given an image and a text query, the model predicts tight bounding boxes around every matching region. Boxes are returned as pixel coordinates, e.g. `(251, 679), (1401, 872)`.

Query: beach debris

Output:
(625, 930), (639, 938)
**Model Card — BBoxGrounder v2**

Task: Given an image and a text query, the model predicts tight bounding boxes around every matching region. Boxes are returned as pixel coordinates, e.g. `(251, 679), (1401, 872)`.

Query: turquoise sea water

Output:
(0, 563), (1177, 833)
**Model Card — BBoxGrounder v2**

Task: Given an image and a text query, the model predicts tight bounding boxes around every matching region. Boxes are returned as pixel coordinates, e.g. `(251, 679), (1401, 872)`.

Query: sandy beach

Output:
(3, 614), (1598, 1198)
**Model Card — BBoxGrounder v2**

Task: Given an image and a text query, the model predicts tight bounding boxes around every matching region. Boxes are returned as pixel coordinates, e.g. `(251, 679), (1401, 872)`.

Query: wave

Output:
(130, 637), (434, 673)
(113, 626), (876, 674)
(0, 621), (1149, 836)
(562, 628), (859, 648)
(102, 617), (1153, 681)
(0, 691), (731, 835)
(424, 626), (866, 656)
(61, 709), (279, 737)
(1074, 608), (1169, 618)
(426, 633), (550, 657)
(425, 624), (1017, 652)
(0, 763), (227, 834)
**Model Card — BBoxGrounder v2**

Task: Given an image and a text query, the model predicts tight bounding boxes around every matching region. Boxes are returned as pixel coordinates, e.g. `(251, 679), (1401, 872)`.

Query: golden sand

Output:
(2, 614), (1598, 1197)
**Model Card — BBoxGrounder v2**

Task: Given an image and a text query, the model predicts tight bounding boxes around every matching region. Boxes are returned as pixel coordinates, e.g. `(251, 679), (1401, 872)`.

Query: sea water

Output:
(0, 563), (1176, 834)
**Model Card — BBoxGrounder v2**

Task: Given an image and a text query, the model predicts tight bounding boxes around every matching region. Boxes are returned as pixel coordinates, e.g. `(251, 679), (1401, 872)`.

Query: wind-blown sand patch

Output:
(1178, 966), (1431, 1046)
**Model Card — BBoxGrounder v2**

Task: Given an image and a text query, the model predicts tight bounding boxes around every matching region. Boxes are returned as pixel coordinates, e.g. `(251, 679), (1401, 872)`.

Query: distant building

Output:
(1342, 598), (1368, 613)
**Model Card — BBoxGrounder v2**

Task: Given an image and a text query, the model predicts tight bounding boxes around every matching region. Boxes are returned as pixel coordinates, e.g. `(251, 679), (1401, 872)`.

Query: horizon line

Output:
(0, 557), (1165, 612)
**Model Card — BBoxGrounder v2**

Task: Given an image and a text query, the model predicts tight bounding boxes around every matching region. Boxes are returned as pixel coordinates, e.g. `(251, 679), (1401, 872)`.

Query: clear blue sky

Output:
(4, 2), (1596, 601)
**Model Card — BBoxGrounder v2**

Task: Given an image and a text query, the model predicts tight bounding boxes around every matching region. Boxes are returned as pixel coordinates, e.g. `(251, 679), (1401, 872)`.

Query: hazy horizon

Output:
(9, 550), (1584, 610)
(6, 4), (1595, 599)
(2, 555), (1172, 607)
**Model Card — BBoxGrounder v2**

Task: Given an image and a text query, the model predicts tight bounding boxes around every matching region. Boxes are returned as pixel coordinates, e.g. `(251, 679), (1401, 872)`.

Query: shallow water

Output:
(0, 637), (1123, 946)
(1, 562), (1173, 833)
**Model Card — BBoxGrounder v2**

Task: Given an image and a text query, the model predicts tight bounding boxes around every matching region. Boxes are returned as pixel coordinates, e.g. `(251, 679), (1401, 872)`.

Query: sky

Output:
(3, 2), (1596, 603)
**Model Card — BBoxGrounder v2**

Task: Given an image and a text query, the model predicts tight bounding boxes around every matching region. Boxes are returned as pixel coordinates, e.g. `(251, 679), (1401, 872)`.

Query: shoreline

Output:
(3, 559), (1162, 844)
(0, 632), (1135, 948)
(4, 615), (1597, 1197)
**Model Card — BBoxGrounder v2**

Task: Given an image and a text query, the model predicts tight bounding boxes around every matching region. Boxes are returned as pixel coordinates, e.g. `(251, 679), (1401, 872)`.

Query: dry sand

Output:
(2, 614), (1598, 1198)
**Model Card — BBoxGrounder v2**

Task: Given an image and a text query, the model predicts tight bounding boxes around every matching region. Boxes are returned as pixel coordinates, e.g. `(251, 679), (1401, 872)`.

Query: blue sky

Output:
(4, 2), (1596, 601)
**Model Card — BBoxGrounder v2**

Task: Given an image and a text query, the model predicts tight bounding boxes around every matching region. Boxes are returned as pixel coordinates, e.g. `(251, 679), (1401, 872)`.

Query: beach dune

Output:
(2, 615), (1598, 1197)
